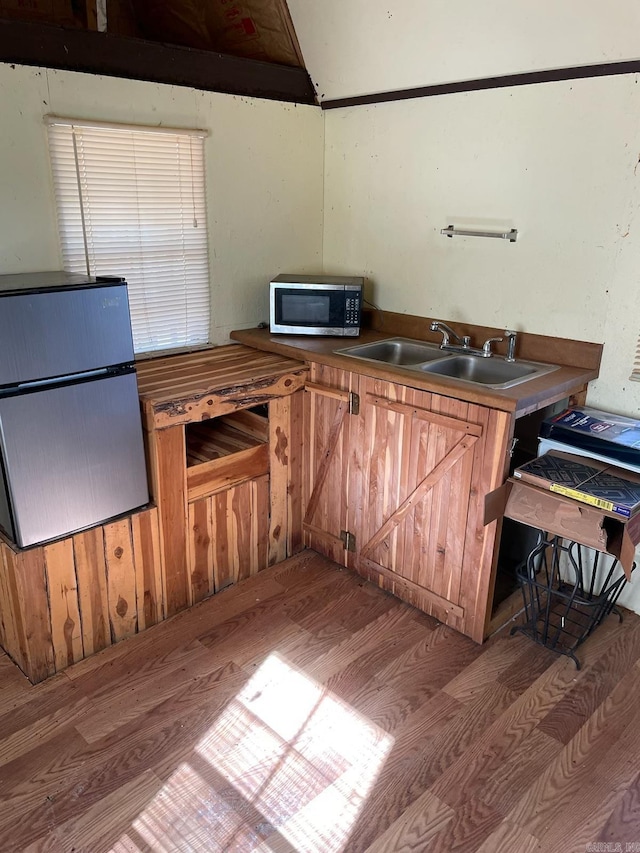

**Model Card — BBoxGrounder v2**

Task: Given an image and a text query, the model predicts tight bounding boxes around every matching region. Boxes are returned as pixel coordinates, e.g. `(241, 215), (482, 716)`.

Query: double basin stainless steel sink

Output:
(336, 337), (558, 390)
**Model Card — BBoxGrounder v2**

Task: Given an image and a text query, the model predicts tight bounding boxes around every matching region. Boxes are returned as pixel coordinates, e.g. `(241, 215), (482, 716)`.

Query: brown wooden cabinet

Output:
(138, 345), (307, 619)
(184, 395), (304, 605)
(0, 505), (162, 684)
(303, 363), (511, 642)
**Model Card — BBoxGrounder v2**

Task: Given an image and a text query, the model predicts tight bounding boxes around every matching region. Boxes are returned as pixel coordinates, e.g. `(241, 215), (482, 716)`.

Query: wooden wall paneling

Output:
(141, 426), (157, 500)
(10, 546), (55, 683)
(456, 403), (508, 642)
(0, 548), (9, 652)
(220, 408), (270, 442)
(436, 397), (476, 618)
(104, 518), (138, 642)
(346, 373), (366, 575)
(421, 402), (440, 595)
(131, 508), (164, 630)
(365, 378), (400, 574)
(388, 381), (411, 577)
(359, 379), (401, 584)
(254, 475), (270, 574)
(401, 386), (430, 589)
(232, 480), (252, 583)
(209, 474), (271, 593)
(73, 527), (110, 658)
(43, 538), (84, 671)
(150, 425), (188, 616)
(356, 382), (487, 632)
(364, 380), (386, 574)
(303, 364), (355, 565)
(464, 406), (512, 643)
(0, 544), (27, 673)
(287, 389), (304, 555)
(188, 499), (213, 605)
(430, 398), (472, 629)
(425, 392), (449, 599)
(482, 418), (519, 640)
(329, 376), (349, 563)
(268, 395), (290, 566)
(212, 490), (233, 593)
(390, 383), (412, 577)
(425, 393), (456, 602)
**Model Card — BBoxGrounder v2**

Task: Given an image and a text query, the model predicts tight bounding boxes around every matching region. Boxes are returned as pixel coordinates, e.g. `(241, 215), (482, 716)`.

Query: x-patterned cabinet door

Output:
(303, 363), (362, 569)
(356, 376), (509, 640)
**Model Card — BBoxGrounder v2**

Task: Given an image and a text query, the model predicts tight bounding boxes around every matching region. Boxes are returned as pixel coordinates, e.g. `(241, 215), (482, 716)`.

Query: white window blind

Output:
(47, 118), (210, 354)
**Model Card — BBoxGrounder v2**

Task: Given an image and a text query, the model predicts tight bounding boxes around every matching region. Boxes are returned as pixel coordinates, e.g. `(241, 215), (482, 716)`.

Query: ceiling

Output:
(109, 0), (305, 68)
(0, 0), (313, 103)
(2, 0), (640, 105)
(0, 0), (305, 68)
(288, 0), (640, 102)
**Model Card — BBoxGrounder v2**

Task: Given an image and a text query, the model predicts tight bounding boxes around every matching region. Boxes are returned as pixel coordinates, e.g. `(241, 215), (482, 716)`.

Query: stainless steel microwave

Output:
(269, 274), (363, 336)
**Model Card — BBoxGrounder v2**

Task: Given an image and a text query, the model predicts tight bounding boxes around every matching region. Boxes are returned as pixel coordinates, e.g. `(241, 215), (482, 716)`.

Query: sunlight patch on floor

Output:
(112, 652), (394, 852)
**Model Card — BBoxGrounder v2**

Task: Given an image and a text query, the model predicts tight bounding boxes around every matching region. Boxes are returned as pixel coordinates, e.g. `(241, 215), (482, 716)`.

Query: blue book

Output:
(541, 407), (640, 468)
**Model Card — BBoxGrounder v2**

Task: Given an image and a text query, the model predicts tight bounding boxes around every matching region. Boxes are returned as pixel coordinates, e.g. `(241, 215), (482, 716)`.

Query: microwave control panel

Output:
(345, 292), (361, 326)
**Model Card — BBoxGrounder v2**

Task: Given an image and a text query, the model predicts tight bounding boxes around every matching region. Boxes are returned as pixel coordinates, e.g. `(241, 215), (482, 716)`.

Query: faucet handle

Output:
(504, 330), (517, 362)
(482, 336), (503, 357)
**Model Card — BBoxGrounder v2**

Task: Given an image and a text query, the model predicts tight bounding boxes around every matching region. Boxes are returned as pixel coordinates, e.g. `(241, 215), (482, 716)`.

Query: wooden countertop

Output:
(136, 345), (307, 429)
(230, 327), (601, 417)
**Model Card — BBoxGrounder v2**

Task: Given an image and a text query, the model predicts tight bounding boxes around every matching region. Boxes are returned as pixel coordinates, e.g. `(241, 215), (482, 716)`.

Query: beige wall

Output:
(288, 0), (640, 101)
(322, 73), (640, 608)
(0, 64), (324, 342)
(323, 74), (640, 415)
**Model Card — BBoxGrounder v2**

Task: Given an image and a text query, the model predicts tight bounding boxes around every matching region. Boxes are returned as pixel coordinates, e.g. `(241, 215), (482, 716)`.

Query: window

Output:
(47, 118), (210, 355)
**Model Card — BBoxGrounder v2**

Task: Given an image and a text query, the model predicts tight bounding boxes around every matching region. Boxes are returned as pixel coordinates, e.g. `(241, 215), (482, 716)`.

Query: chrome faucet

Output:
(481, 337), (503, 357)
(430, 321), (471, 350)
(430, 320), (518, 360)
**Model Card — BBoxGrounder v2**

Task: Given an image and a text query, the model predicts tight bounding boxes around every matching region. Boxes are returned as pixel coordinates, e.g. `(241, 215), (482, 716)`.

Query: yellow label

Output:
(549, 484), (615, 512)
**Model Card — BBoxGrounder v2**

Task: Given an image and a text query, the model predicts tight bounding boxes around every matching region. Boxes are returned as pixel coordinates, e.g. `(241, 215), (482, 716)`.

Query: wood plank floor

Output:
(2, 549), (640, 852)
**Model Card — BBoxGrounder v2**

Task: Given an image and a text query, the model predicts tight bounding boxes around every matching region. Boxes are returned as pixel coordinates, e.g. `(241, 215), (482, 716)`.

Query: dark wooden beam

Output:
(0, 19), (316, 105)
(322, 60), (640, 109)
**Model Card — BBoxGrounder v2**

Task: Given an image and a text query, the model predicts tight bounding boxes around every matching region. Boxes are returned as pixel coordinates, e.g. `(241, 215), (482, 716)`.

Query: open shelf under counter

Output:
(136, 344), (308, 620)
(186, 406), (269, 467)
(185, 407), (270, 502)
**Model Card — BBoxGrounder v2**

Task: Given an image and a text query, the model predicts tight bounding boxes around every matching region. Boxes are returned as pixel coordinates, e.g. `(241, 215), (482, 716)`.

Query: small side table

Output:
(510, 534), (634, 669)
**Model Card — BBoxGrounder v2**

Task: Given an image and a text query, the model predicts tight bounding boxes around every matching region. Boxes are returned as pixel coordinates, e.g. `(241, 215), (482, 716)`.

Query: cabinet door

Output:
(303, 364), (361, 568)
(356, 377), (509, 641)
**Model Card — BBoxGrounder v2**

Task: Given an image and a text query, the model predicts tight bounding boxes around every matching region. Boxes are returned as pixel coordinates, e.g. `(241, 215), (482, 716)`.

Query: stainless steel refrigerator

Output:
(0, 271), (149, 548)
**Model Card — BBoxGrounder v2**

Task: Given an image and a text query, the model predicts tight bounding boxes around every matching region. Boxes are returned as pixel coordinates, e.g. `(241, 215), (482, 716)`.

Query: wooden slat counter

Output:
(137, 344), (307, 429)
(137, 344), (308, 619)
